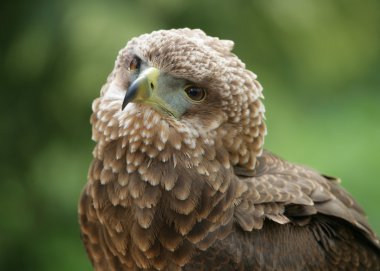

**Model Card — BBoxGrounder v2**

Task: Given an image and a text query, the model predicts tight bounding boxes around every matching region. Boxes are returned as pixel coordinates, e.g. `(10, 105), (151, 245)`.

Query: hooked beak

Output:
(121, 67), (160, 110)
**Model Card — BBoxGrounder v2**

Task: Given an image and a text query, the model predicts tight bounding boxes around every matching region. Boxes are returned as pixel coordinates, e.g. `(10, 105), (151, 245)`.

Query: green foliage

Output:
(1, 0), (379, 269)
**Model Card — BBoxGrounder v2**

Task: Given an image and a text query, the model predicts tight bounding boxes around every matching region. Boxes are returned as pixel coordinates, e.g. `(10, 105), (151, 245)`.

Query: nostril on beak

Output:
(150, 82), (154, 90)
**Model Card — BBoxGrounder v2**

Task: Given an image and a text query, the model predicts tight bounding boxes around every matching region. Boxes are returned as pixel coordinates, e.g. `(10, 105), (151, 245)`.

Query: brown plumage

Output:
(79, 28), (380, 270)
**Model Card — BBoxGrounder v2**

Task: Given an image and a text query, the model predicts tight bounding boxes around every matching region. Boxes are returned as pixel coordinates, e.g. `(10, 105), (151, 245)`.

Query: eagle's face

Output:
(93, 29), (266, 170)
(121, 56), (210, 120)
(102, 31), (230, 135)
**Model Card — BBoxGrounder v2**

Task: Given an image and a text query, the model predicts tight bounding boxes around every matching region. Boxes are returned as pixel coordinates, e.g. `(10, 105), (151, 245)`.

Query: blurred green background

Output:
(1, 0), (379, 270)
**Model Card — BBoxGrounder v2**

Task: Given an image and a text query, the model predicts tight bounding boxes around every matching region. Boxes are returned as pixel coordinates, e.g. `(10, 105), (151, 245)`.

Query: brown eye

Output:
(184, 85), (206, 102)
(128, 57), (141, 71)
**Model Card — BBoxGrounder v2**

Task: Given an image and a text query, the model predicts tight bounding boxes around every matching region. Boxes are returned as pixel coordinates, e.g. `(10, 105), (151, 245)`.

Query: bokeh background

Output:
(1, 0), (379, 270)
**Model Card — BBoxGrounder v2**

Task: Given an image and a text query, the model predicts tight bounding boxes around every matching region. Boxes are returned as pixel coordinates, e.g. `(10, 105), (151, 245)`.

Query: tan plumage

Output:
(79, 28), (380, 270)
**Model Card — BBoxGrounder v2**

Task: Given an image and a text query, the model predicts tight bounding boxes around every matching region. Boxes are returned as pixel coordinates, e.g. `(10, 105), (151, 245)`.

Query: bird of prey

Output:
(79, 28), (380, 271)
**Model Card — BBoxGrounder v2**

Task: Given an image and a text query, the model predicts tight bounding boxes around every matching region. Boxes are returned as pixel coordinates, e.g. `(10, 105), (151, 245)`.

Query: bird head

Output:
(92, 29), (266, 170)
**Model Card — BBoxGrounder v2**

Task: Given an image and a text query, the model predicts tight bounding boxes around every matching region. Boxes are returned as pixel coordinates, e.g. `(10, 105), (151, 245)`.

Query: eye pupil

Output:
(188, 88), (199, 97)
(185, 86), (206, 101)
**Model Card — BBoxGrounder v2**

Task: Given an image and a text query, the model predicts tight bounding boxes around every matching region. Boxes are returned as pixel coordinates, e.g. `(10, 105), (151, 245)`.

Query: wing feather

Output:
(234, 150), (380, 248)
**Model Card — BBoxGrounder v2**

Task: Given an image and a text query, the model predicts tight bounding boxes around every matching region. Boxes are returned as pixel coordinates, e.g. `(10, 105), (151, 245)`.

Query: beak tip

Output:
(121, 100), (128, 111)
(121, 85), (136, 111)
